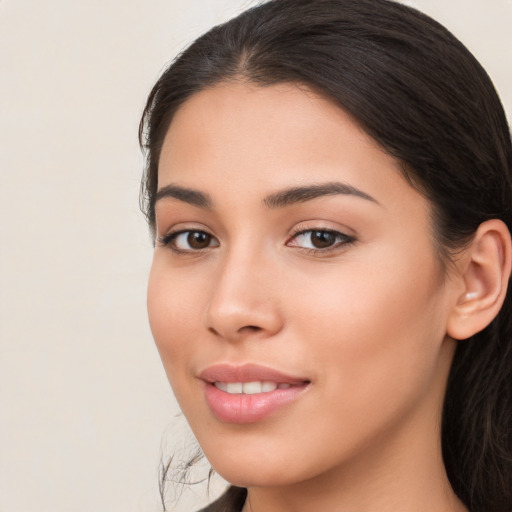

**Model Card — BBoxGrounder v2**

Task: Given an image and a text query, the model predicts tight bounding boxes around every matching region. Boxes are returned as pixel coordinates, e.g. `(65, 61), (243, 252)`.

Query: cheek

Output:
(289, 245), (448, 418)
(147, 258), (202, 377)
(147, 261), (210, 428)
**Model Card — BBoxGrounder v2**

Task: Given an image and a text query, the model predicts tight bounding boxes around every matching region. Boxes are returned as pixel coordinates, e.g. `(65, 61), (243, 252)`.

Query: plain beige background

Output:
(0, 1), (510, 511)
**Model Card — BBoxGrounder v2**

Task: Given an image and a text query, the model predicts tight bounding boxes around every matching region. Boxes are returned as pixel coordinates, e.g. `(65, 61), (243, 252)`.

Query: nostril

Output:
(207, 324), (262, 340)
(241, 325), (261, 332)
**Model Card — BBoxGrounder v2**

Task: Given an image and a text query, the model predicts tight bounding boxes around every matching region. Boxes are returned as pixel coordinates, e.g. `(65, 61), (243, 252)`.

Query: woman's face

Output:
(148, 82), (458, 488)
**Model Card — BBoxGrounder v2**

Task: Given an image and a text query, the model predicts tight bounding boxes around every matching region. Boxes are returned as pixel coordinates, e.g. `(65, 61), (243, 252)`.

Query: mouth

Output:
(213, 381), (303, 394)
(199, 363), (311, 424)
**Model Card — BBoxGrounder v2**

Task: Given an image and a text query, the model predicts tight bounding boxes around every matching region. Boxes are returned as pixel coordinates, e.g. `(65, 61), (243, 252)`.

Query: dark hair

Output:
(139, 0), (512, 510)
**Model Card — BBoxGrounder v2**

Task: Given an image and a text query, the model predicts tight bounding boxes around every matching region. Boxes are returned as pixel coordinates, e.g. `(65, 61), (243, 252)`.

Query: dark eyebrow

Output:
(263, 182), (380, 208)
(155, 184), (213, 209)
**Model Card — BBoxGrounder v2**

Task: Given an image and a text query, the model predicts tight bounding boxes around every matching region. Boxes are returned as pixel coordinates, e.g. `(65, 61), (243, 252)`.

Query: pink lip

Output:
(199, 363), (310, 424)
(199, 363), (308, 384)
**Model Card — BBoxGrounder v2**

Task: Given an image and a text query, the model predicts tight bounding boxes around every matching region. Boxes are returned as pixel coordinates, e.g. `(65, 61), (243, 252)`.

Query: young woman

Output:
(139, 0), (512, 510)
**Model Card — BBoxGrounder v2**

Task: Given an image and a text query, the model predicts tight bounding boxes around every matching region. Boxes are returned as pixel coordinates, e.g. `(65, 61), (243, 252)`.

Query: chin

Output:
(213, 464), (299, 489)
(201, 443), (318, 489)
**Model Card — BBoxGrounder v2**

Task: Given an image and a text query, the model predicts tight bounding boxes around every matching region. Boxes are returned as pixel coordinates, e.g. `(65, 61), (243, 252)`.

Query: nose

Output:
(204, 246), (283, 342)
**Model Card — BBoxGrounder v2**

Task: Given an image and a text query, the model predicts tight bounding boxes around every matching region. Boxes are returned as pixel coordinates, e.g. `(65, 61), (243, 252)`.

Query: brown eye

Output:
(187, 231), (212, 249)
(161, 230), (219, 251)
(287, 228), (355, 252)
(310, 231), (338, 248)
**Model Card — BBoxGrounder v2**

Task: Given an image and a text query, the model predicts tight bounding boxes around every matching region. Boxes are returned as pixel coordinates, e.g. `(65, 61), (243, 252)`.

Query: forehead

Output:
(158, 82), (400, 191)
(163, 81), (379, 149)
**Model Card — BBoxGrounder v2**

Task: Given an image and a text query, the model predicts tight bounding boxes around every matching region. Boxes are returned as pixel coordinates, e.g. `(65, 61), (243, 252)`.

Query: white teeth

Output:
(261, 381), (278, 392)
(226, 382), (243, 394)
(214, 381), (281, 394)
(243, 381), (262, 394)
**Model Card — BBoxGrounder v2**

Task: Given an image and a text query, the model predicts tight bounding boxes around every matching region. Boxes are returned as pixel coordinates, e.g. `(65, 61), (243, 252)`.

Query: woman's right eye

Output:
(159, 230), (220, 252)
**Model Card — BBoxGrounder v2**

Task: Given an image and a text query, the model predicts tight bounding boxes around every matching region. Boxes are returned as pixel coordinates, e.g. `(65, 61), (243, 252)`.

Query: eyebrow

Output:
(263, 182), (380, 208)
(155, 181), (379, 209)
(155, 184), (213, 208)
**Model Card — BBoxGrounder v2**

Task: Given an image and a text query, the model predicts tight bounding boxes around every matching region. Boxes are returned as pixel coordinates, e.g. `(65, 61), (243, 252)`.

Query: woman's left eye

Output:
(287, 229), (355, 252)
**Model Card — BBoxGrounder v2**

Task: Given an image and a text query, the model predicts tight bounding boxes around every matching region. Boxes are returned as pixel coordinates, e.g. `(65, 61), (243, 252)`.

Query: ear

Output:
(447, 219), (512, 340)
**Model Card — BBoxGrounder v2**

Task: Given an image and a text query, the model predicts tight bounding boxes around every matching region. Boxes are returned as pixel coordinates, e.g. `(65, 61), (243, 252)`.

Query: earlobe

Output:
(447, 219), (512, 341)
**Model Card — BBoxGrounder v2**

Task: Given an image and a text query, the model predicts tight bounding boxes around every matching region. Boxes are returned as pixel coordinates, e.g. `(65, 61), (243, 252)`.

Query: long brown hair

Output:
(140, 1), (512, 510)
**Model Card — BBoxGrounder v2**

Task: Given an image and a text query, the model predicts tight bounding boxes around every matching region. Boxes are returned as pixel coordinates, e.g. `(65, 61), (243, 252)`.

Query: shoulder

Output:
(197, 486), (247, 512)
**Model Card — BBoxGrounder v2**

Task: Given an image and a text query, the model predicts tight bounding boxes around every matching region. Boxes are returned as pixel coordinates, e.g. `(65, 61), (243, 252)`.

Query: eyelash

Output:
(157, 229), (218, 254)
(286, 226), (356, 255)
(158, 227), (356, 255)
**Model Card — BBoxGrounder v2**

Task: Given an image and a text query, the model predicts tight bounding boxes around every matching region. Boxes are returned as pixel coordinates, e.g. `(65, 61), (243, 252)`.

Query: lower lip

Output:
(203, 383), (309, 424)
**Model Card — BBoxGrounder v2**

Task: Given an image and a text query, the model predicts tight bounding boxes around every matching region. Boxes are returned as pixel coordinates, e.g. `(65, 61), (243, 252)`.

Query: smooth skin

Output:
(148, 82), (511, 512)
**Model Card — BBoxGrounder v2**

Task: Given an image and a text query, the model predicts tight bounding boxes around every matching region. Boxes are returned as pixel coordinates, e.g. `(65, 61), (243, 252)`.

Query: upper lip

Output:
(198, 363), (309, 384)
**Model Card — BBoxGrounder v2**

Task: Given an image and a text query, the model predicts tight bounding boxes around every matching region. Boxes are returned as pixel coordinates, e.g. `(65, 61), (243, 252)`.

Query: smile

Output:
(214, 381), (297, 394)
(199, 364), (311, 423)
